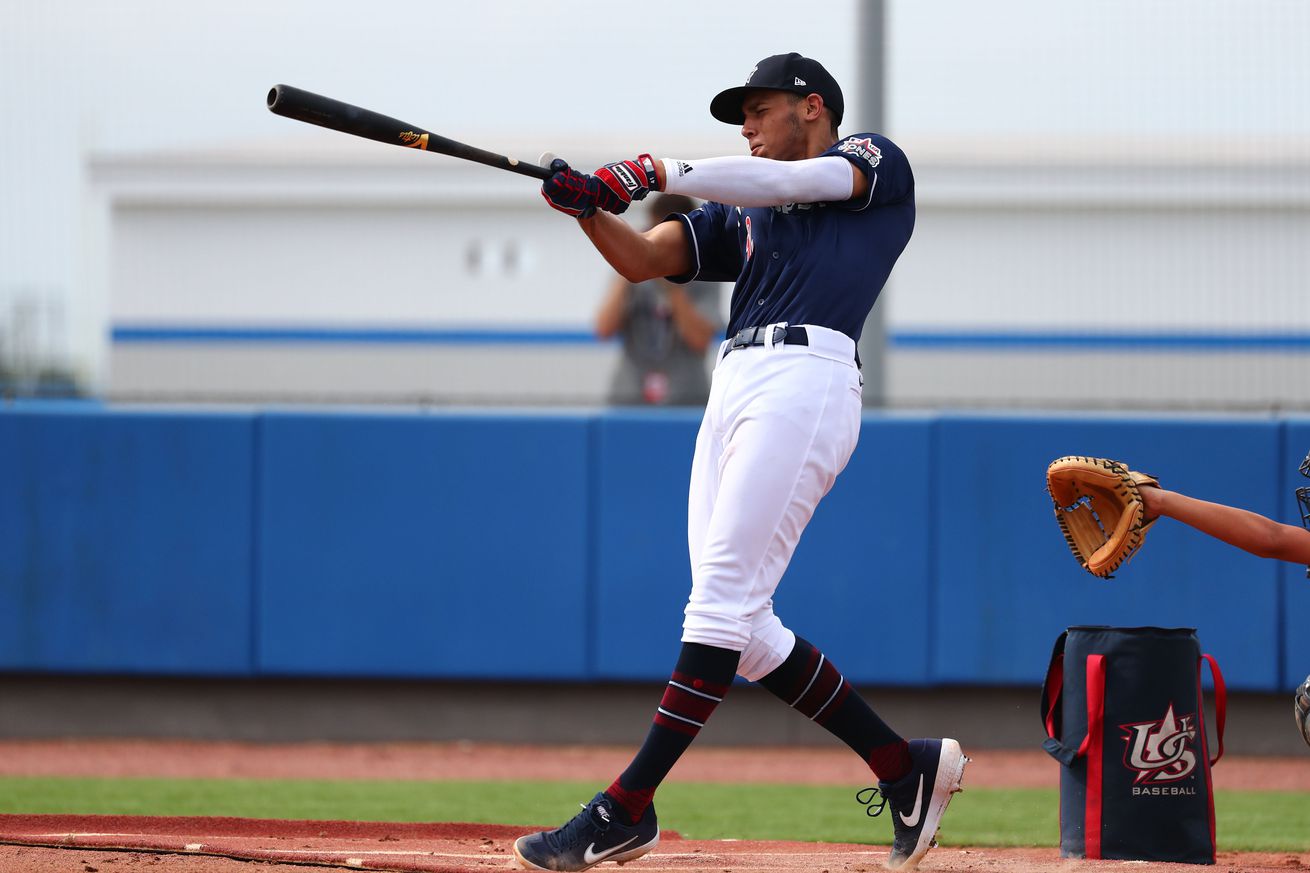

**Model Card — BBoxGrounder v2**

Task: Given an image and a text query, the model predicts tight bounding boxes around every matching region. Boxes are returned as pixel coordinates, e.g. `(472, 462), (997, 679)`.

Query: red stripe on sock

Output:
(796, 667), (843, 718)
(868, 740), (912, 783)
(812, 681), (852, 727)
(605, 781), (656, 825)
(661, 685), (719, 724)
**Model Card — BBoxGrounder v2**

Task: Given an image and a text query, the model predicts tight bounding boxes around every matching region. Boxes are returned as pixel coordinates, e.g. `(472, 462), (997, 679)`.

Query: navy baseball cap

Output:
(710, 53), (844, 126)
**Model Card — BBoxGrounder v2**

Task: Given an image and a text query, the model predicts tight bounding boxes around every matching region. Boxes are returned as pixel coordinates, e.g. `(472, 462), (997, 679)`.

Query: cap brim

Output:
(709, 86), (751, 125)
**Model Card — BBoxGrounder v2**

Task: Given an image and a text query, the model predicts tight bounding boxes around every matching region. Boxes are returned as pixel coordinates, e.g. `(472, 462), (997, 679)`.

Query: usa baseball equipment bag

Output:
(1040, 626), (1226, 864)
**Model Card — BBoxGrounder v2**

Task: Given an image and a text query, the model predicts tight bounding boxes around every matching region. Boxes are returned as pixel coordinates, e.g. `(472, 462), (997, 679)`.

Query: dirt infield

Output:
(0, 740), (1307, 872)
(4, 814), (1309, 873)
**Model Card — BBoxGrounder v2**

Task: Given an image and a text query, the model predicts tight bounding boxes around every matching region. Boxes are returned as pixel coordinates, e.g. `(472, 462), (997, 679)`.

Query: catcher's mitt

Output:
(1295, 675), (1310, 749)
(1046, 456), (1159, 578)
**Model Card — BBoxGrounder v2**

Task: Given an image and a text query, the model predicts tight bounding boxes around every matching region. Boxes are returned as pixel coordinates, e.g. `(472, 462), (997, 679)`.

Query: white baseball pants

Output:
(682, 324), (863, 682)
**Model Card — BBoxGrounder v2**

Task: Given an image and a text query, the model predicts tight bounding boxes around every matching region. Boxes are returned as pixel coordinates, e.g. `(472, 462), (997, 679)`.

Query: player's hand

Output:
(541, 159), (603, 218)
(594, 155), (658, 212)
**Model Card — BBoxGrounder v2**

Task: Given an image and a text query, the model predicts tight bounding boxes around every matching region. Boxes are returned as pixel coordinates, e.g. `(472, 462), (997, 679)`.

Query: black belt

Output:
(724, 324), (861, 368)
(725, 325), (809, 355)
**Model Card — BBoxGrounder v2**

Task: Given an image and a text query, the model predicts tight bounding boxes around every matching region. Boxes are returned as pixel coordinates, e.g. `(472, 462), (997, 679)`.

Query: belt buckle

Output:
(730, 329), (752, 350)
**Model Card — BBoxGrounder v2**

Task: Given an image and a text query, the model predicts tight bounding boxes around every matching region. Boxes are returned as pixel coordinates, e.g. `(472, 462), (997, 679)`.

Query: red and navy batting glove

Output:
(541, 159), (602, 218)
(594, 154), (658, 213)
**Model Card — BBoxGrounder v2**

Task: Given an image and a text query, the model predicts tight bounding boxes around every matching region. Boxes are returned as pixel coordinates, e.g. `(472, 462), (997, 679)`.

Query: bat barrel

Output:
(266, 84), (553, 180)
(266, 84), (407, 146)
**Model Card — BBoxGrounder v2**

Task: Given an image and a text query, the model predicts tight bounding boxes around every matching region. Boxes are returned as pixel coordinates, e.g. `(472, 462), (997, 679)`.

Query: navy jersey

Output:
(667, 132), (914, 343)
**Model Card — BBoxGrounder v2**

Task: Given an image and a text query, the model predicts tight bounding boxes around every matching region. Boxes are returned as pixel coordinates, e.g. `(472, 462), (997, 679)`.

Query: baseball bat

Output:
(266, 84), (553, 180)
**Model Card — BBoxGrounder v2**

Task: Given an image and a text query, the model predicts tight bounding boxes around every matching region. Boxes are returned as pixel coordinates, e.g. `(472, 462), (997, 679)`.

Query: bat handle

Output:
(512, 160), (554, 181)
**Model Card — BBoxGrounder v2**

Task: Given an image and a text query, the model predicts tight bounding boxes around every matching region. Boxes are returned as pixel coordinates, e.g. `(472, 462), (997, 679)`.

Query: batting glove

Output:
(594, 154), (658, 212)
(542, 159), (604, 218)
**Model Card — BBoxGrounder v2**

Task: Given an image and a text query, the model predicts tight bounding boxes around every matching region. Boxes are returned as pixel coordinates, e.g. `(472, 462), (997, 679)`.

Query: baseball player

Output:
(514, 53), (965, 872)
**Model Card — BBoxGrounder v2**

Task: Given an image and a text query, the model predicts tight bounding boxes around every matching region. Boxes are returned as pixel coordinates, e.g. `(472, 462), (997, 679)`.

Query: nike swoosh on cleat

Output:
(898, 773), (925, 828)
(582, 834), (639, 865)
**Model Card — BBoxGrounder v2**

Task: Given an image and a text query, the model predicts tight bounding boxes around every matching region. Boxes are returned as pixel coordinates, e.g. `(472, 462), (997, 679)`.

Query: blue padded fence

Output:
(2, 405), (1307, 691)
(0, 405), (256, 675)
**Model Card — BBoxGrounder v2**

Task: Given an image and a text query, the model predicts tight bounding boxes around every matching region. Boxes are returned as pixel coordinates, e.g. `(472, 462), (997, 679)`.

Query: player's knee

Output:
(681, 612), (750, 653)
(730, 614), (794, 681)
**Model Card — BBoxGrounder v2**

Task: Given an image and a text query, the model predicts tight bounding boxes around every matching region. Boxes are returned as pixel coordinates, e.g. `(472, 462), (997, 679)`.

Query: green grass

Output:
(1, 777), (1307, 852)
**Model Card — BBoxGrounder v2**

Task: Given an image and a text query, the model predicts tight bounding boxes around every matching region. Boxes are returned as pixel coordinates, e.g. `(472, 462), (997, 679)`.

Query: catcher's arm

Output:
(1140, 487), (1310, 564)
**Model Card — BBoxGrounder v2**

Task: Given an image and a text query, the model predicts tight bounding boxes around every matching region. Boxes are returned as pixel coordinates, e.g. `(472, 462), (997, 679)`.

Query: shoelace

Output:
(855, 786), (888, 818)
(545, 799), (610, 851)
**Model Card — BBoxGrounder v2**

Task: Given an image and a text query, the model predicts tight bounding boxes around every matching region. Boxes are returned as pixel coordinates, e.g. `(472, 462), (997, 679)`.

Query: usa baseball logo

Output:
(1120, 702), (1199, 785)
(837, 136), (882, 168)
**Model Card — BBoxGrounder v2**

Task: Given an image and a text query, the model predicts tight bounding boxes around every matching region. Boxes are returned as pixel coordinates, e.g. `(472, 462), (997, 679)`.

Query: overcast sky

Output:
(1, 0), (1307, 378)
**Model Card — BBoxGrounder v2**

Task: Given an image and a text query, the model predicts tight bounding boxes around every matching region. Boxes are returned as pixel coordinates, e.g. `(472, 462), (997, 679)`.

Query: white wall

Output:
(92, 136), (1310, 408)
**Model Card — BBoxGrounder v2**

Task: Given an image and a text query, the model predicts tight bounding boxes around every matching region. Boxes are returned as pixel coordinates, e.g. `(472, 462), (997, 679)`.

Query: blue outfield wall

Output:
(0, 405), (257, 675)
(1, 406), (1306, 691)
(256, 412), (594, 679)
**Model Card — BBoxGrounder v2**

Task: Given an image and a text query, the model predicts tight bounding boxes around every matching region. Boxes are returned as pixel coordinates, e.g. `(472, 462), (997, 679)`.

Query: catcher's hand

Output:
(1046, 456), (1160, 578)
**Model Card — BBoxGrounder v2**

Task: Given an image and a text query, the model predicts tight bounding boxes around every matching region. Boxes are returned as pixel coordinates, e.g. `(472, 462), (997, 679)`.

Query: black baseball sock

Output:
(758, 635), (911, 782)
(605, 642), (740, 824)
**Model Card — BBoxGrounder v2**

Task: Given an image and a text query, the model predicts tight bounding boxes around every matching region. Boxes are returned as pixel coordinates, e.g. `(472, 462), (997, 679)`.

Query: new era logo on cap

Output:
(711, 52), (845, 126)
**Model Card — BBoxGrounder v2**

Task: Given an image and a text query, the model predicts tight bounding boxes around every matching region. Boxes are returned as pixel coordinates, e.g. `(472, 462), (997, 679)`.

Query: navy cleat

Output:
(859, 738), (968, 871)
(513, 792), (659, 871)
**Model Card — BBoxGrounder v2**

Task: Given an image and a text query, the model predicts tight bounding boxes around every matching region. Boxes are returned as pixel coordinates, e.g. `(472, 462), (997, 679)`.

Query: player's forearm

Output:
(1147, 488), (1310, 563)
(659, 156), (854, 207)
(577, 212), (691, 284)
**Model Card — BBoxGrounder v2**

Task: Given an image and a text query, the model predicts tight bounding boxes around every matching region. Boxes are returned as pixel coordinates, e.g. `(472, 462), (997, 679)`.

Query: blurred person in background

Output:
(594, 194), (721, 406)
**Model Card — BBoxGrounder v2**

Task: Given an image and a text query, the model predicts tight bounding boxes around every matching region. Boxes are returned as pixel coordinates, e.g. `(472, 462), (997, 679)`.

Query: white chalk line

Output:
(251, 848), (889, 860)
(32, 833), (141, 837)
(24, 834), (890, 865)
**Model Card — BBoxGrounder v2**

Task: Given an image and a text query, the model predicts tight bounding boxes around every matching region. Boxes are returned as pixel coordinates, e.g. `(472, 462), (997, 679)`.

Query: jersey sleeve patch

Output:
(836, 136), (882, 169)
